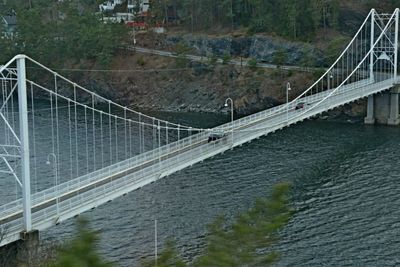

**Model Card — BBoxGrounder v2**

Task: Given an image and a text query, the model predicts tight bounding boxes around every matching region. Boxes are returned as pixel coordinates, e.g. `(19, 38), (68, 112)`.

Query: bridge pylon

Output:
(364, 8), (400, 125)
(16, 56), (33, 233)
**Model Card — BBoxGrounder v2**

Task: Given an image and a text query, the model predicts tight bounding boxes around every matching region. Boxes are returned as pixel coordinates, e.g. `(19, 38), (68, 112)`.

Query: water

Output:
(4, 109), (400, 266)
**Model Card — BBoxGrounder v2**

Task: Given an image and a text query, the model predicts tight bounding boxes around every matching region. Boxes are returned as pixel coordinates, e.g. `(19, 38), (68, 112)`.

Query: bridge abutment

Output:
(365, 95), (376, 124)
(0, 230), (39, 266)
(365, 86), (400, 126)
(388, 86), (400, 125)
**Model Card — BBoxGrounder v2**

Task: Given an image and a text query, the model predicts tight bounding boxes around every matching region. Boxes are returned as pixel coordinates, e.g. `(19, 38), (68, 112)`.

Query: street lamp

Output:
(225, 98), (234, 146)
(224, 98), (234, 123)
(46, 153), (59, 218)
(286, 82), (291, 123)
(328, 71), (333, 90)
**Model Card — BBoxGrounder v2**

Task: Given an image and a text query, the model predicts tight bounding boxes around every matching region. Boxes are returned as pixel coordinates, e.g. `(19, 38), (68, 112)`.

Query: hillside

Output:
(1, 0), (398, 117)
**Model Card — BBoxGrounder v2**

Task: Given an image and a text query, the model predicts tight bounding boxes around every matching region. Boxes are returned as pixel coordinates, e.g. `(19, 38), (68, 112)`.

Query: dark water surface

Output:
(26, 111), (400, 266)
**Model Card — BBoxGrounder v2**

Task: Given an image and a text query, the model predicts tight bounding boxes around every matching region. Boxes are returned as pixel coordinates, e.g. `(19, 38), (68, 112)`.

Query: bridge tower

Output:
(16, 55), (33, 234)
(17, 55), (39, 262)
(365, 8), (400, 125)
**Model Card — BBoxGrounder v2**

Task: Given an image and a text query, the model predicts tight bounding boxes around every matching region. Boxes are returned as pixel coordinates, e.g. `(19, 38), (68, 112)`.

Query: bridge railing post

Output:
(17, 55), (32, 232)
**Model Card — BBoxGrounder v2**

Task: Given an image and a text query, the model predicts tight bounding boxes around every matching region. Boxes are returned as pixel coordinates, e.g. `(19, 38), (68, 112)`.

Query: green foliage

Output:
(273, 49), (288, 66)
(208, 54), (218, 65)
(175, 54), (189, 67)
(192, 182), (293, 267)
(312, 68), (326, 80)
(175, 42), (192, 55)
(222, 53), (232, 65)
(137, 56), (147, 66)
(141, 241), (186, 267)
(257, 68), (265, 76)
(247, 58), (258, 70)
(144, 182), (293, 267)
(326, 36), (350, 65)
(150, 0), (339, 41)
(300, 49), (316, 69)
(1, 1), (128, 67)
(49, 218), (112, 267)
(175, 42), (191, 67)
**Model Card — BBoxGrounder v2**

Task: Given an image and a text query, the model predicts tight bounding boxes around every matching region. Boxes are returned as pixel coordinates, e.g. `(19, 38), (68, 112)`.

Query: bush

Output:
(49, 218), (112, 267)
(222, 53), (232, 65)
(175, 42), (192, 55)
(137, 57), (146, 66)
(272, 49), (287, 66)
(175, 54), (189, 68)
(248, 58), (258, 70)
(257, 68), (265, 76)
(208, 54), (218, 65)
(326, 37), (350, 65)
(144, 182), (294, 267)
(312, 68), (326, 80)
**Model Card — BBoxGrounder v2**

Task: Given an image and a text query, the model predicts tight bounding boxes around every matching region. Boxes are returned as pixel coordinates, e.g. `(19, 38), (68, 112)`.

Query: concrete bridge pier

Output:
(365, 95), (376, 124)
(0, 230), (39, 266)
(365, 86), (400, 125)
(388, 86), (400, 125)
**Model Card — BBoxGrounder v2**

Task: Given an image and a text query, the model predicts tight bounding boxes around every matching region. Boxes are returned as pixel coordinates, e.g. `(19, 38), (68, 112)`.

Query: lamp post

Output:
(155, 219), (158, 267)
(225, 98), (234, 123)
(225, 98), (234, 146)
(286, 82), (291, 123)
(46, 153), (59, 217)
(328, 71), (333, 90)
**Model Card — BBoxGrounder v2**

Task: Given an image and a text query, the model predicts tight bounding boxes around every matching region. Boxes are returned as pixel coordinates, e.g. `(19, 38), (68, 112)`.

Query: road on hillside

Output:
(125, 46), (320, 73)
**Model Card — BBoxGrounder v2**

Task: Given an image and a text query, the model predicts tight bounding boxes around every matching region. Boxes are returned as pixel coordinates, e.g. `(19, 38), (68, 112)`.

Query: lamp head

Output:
(46, 160), (50, 165)
(224, 103), (228, 107)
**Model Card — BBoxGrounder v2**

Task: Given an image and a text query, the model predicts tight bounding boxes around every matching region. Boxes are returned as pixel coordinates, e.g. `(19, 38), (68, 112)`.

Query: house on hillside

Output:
(1, 13), (17, 37)
(127, 0), (149, 15)
(99, 0), (124, 12)
(102, 12), (134, 23)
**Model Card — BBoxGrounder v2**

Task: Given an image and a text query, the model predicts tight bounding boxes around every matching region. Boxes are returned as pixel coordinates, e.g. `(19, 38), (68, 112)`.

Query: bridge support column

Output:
(17, 55), (32, 232)
(0, 230), (39, 266)
(364, 95), (375, 124)
(16, 230), (40, 266)
(364, 87), (400, 126)
(388, 86), (400, 125)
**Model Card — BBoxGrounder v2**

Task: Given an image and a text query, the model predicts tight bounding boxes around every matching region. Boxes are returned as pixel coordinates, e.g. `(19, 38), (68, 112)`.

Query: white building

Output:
(102, 12), (134, 23)
(1, 13), (17, 37)
(99, 0), (124, 12)
(127, 0), (149, 14)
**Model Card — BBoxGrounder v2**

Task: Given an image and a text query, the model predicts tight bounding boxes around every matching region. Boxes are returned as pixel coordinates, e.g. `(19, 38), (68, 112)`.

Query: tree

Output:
(273, 49), (288, 66)
(143, 182), (293, 267)
(49, 218), (112, 267)
(141, 241), (186, 267)
(2, 0), (127, 67)
(193, 182), (293, 267)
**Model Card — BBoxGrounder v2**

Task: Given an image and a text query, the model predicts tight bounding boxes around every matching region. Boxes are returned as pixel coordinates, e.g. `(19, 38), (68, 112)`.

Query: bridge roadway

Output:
(0, 76), (397, 246)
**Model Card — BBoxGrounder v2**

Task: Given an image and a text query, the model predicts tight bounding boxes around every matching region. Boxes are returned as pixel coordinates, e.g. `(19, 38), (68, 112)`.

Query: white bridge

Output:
(1, 9), (400, 247)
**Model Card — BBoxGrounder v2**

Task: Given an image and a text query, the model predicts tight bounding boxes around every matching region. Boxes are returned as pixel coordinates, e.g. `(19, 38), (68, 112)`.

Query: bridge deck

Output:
(0, 77), (397, 246)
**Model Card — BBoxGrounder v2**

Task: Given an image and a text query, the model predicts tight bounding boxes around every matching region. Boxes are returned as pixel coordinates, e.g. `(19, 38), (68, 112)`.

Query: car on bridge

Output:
(208, 130), (226, 143)
(295, 102), (309, 110)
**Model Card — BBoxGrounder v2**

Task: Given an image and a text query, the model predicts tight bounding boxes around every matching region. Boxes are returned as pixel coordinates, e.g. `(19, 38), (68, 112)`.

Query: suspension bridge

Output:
(0, 9), (400, 247)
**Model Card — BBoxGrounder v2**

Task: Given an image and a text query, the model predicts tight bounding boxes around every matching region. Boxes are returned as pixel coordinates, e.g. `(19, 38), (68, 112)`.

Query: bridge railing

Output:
(215, 9), (398, 136)
(1, 9), (400, 243)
